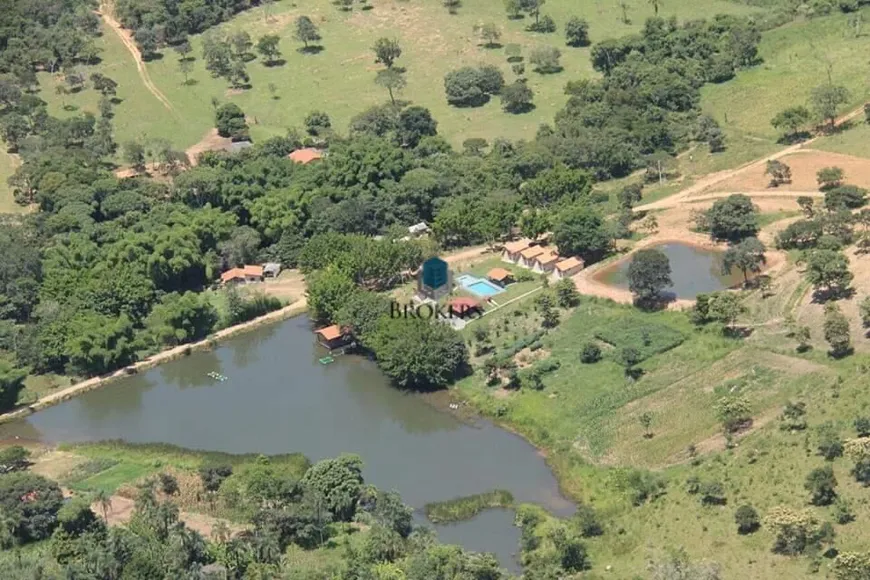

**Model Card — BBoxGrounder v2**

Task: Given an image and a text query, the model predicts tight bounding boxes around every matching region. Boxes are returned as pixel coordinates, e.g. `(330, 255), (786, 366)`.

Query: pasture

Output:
(38, 0), (760, 152)
(701, 7), (870, 141)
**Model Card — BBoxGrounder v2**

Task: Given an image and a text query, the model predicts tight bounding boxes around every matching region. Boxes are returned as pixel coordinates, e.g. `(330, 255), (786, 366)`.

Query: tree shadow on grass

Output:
(142, 52), (164, 63)
(504, 102), (536, 115)
(450, 94), (490, 108)
(182, 79), (199, 86)
(633, 292), (677, 312)
(812, 287), (855, 303)
(263, 59), (287, 67)
(533, 66), (564, 75)
(481, 42), (504, 49)
(298, 45), (324, 55)
(776, 131), (812, 145)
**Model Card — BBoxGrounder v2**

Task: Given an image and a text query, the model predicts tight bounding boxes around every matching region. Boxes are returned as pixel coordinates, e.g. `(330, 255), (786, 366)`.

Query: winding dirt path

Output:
(97, 2), (178, 116)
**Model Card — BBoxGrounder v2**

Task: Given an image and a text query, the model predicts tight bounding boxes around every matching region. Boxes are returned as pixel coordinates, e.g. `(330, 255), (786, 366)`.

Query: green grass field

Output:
(0, 150), (23, 213)
(36, 0), (760, 153)
(701, 8), (870, 141)
(812, 120), (870, 159)
(453, 265), (870, 577)
(58, 441), (310, 494)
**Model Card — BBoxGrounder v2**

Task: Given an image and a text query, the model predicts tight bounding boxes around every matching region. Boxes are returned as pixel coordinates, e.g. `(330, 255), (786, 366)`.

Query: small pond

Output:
(594, 242), (744, 299)
(0, 315), (574, 571)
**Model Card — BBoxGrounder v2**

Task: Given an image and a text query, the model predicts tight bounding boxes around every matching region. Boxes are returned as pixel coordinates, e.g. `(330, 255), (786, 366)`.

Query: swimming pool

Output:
(456, 274), (505, 298)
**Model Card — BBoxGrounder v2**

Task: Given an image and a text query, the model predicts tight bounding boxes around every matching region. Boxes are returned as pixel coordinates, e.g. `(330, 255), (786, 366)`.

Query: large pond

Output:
(594, 242), (744, 299)
(0, 316), (573, 570)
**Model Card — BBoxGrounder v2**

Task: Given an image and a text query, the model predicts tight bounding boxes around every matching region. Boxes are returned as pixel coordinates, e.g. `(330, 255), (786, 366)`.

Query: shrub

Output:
(824, 184), (867, 210)
(158, 472), (179, 495)
(780, 400), (807, 431)
(817, 422), (844, 460)
(529, 46), (562, 73)
(715, 395), (751, 433)
(699, 481), (726, 506)
(851, 458), (870, 486)
(580, 342), (601, 364)
(855, 416), (870, 437)
(805, 465), (837, 506)
(834, 497), (855, 524)
(199, 464), (233, 492)
(735, 505), (760, 534)
(572, 504), (603, 537)
(444, 66), (505, 107)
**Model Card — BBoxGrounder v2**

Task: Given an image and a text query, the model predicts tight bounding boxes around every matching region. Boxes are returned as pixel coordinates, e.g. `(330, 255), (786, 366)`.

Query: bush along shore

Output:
(424, 489), (514, 523)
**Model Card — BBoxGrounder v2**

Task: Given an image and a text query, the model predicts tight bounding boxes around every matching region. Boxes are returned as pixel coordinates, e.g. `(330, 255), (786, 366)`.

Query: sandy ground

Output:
(28, 449), (244, 539)
(94, 494), (244, 538)
(708, 149), (870, 193)
(636, 104), (868, 212)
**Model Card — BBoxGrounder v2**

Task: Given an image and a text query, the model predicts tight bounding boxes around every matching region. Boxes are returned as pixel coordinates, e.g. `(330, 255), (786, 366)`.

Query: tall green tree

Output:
(256, 35), (282, 65)
(811, 84), (850, 130)
(369, 318), (469, 390)
(627, 248), (672, 306)
(553, 205), (611, 263)
(703, 194), (759, 242)
(294, 16), (321, 50)
(722, 237), (766, 284)
(372, 38), (402, 68)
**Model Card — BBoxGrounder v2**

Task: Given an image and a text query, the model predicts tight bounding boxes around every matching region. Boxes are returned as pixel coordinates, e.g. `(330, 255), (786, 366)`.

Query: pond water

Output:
(594, 242), (744, 299)
(0, 316), (573, 570)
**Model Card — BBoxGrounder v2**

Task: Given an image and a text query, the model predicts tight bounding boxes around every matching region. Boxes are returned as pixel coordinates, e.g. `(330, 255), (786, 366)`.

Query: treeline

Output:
(0, 0), (101, 84)
(0, 449), (512, 579)
(114, 0), (257, 58)
(550, 15), (760, 179)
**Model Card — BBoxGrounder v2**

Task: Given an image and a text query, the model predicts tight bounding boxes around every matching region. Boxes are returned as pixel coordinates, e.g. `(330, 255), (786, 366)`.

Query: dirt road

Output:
(637, 104), (868, 212)
(97, 2), (178, 116)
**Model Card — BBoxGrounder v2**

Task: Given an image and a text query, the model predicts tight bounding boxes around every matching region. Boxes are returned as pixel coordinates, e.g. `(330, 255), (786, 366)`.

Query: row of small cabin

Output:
(501, 240), (584, 280)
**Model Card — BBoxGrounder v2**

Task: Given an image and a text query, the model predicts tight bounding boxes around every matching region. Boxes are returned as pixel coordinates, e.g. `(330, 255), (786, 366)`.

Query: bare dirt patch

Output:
(185, 129), (232, 164)
(260, 269), (307, 303)
(30, 450), (87, 481)
(708, 150), (870, 193)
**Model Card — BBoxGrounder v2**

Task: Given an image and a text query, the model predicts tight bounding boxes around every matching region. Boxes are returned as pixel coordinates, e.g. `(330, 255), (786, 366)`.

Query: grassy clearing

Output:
(37, 0), (760, 152)
(757, 209), (801, 229)
(701, 8), (870, 141)
(0, 151), (23, 214)
(454, 254), (870, 577)
(37, 20), (193, 152)
(16, 374), (74, 406)
(56, 441), (310, 494)
(811, 120), (870, 159)
(424, 489), (514, 523)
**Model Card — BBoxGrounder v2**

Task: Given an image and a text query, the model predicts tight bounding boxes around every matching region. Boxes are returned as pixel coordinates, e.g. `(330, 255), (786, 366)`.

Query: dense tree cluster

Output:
(0, 0), (101, 86)
(115, 0), (256, 58)
(550, 15), (761, 179)
(0, 455), (514, 579)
